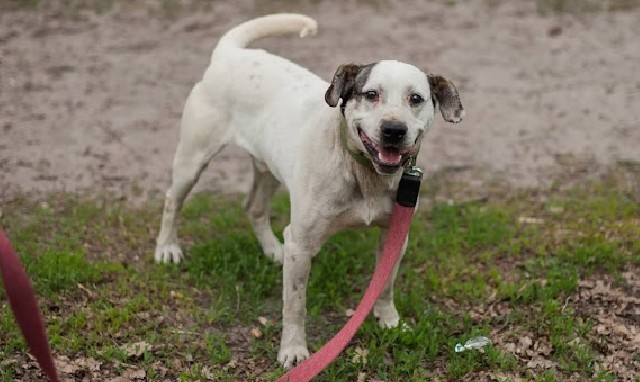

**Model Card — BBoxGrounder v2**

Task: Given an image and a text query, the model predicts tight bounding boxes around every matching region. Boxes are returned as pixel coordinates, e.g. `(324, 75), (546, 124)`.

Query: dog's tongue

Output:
(378, 147), (402, 165)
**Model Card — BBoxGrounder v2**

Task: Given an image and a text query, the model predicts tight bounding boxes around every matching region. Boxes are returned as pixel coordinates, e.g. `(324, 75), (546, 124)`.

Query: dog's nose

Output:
(380, 120), (407, 145)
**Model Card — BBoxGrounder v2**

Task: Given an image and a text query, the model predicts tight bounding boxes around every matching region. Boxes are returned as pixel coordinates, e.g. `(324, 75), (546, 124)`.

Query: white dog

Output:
(154, 14), (464, 368)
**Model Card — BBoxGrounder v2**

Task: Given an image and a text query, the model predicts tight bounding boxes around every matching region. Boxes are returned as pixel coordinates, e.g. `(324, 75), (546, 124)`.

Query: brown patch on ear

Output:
(325, 64), (362, 108)
(428, 74), (465, 123)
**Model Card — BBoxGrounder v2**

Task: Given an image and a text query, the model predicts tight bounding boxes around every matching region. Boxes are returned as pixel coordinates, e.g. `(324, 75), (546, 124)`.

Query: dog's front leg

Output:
(373, 227), (408, 328)
(277, 223), (324, 368)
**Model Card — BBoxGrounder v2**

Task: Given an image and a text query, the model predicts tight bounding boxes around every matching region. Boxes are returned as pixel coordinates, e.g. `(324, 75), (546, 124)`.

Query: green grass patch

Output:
(0, 188), (638, 381)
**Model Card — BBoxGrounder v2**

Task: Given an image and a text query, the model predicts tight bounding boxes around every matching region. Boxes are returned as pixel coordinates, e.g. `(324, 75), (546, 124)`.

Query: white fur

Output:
(154, 14), (441, 368)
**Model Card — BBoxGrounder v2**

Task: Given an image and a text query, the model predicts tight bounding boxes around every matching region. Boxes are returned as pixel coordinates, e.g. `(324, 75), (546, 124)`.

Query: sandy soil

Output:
(1, 0), (639, 201)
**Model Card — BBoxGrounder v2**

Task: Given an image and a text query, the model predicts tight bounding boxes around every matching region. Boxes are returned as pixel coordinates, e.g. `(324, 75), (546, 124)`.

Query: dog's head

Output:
(325, 60), (464, 175)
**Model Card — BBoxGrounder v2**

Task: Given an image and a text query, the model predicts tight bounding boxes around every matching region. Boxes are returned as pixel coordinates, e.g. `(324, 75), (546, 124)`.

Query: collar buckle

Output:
(403, 154), (423, 179)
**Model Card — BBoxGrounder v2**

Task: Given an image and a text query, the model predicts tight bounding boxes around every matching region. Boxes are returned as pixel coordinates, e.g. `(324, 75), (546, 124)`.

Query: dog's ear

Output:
(428, 74), (465, 123)
(325, 64), (361, 108)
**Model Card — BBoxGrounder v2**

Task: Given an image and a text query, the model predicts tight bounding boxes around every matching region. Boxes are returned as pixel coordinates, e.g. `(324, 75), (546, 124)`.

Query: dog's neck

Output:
(338, 119), (375, 171)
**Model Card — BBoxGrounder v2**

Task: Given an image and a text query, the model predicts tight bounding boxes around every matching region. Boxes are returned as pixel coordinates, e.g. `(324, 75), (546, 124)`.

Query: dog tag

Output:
(396, 166), (422, 207)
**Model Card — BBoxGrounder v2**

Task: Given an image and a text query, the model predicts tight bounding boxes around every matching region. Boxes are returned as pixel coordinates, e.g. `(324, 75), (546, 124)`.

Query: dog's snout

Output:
(380, 120), (407, 145)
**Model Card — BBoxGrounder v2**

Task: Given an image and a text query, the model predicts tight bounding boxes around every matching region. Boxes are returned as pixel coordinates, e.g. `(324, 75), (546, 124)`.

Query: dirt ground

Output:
(1, 0), (639, 202)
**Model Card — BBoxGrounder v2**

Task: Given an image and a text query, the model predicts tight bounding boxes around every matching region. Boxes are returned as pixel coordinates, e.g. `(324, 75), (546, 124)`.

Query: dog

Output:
(154, 13), (464, 368)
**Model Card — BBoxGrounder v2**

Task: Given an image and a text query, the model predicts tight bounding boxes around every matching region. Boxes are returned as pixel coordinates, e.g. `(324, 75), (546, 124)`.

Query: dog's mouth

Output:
(357, 128), (414, 174)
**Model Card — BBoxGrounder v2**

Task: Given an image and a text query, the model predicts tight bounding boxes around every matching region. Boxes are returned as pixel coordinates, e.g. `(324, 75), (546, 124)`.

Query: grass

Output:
(534, 0), (640, 14)
(0, 186), (638, 381)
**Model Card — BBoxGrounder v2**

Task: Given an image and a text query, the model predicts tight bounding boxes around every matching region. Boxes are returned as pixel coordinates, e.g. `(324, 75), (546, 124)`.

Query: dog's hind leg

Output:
(244, 158), (284, 263)
(155, 83), (231, 263)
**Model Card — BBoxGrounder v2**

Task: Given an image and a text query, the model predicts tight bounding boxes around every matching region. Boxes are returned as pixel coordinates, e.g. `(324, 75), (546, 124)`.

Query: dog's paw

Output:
(277, 345), (310, 369)
(154, 243), (184, 263)
(265, 242), (284, 264)
(373, 304), (400, 329)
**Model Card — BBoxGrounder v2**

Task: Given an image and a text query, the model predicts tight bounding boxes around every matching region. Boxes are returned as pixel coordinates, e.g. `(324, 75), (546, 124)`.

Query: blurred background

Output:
(1, 0), (639, 202)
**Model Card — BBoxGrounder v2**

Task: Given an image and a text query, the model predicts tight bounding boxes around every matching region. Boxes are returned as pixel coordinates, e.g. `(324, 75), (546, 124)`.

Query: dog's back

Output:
(196, 14), (332, 187)
(204, 13), (324, 116)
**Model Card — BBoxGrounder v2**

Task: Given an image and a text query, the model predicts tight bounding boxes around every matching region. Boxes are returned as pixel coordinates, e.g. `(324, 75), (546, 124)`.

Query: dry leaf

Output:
(526, 358), (556, 369)
(548, 206), (564, 213)
(170, 290), (184, 299)
(250, 327), (263, 338)
(0, 359), (18, 368)
(76, 283), (95, 298)
(352, 346), (368, 365)
(202, 366), (215, 380)
(518, 336), (533, 353)
(518, 216), (544, 225)
(489, 371), (524, 382)
(56, 356), (79, 374)
(226, 358), (238, 369)
(121, 341), (152, 357)
(127, 369), (146, 380)
(74, 357), (102, 372)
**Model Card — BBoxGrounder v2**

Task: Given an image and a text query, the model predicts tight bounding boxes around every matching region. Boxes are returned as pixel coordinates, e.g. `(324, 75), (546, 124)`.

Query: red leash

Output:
(278, 169), (421, 382)
(0, 229), (60, 382)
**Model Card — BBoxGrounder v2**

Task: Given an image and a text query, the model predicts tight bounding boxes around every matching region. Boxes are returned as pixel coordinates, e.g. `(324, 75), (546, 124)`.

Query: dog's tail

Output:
(216, 13), (317, 51)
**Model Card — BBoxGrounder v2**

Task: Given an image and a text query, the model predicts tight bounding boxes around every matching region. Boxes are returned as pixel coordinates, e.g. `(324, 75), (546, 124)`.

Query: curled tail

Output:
(216, 13), (317, 51)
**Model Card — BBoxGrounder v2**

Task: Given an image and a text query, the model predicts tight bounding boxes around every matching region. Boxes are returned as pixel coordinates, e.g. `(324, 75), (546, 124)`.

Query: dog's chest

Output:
(335, 195), (394, 229)
(328, 171), (400, 230)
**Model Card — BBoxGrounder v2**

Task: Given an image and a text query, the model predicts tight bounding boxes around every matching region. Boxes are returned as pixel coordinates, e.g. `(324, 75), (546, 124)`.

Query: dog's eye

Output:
(409, 93), (424, 106)
(364, 90), (379, 102)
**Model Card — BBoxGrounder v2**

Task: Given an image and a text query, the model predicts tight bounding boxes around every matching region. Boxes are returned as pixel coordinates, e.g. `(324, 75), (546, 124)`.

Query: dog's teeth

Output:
(378, 150), (401, 165)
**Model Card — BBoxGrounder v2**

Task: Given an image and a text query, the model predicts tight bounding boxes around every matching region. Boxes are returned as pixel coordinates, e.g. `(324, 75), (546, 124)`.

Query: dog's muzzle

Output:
(357, 124), (415, 175)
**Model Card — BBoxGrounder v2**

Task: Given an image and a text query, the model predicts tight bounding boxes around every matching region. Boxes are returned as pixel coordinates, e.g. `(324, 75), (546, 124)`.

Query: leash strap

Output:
(278, 172), (420, 382)
(0, 228), (60, 382)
